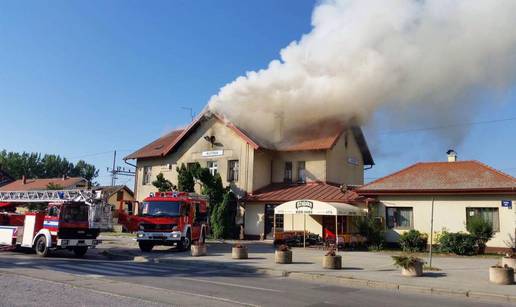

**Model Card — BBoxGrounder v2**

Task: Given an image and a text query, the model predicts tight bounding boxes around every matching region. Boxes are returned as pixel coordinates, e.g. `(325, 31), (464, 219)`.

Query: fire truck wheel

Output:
(34, 236), (50, 257)
(73, 246), (88, 258)
(138, 241), (154, 252)
(180, 230), (192, 251)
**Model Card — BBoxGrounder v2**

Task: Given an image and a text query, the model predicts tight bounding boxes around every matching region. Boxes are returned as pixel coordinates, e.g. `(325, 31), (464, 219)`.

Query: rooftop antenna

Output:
(182, 107), (195, 122)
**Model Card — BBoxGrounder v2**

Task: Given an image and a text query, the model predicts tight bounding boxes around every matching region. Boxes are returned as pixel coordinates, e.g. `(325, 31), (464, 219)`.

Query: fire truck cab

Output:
(134, 191), (209, 252)
(0, 190), (112, 257)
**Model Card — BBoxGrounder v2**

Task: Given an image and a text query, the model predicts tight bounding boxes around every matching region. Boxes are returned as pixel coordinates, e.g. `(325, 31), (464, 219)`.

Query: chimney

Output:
(446, 149), (457, 162)
(22, 175), (26, 184)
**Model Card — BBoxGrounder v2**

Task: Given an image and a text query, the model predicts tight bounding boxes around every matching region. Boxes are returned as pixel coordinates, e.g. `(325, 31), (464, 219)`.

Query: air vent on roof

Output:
(154, 144), (164, 150)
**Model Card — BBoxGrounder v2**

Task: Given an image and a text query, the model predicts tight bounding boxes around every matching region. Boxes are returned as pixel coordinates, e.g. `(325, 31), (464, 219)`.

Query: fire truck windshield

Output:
(140, 202), (180, 217)
(61, 204), (89, 222)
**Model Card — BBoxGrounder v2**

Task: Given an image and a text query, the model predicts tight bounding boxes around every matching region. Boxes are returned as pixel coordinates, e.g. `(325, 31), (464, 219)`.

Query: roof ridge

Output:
(470, 160), (516, 182)
(359, 162), (423, 190)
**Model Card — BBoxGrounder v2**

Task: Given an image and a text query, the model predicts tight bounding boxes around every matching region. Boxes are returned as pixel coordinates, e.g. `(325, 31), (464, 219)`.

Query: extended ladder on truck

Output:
(0, 190), (96, 203)
(0, 189), (112, 257)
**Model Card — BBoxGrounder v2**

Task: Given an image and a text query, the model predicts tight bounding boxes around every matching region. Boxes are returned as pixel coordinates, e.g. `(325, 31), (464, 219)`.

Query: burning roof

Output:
(125, 111), (374, 165)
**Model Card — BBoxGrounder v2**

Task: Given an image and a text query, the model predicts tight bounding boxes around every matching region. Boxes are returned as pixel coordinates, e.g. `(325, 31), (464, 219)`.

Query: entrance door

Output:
(264, 204), (283, 239)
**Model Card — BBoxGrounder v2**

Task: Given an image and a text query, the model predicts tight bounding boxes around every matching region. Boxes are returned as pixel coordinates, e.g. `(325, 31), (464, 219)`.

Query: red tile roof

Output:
(358, 161), (516, 195)
(0, 177), (88, 191)
(244, 182), (366, 203)
(124, 129), (185, 160)
(125, 111), (374, 165)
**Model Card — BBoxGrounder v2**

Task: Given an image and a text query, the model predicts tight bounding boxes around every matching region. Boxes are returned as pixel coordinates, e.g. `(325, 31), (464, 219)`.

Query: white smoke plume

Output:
(208, 0), (516, 148)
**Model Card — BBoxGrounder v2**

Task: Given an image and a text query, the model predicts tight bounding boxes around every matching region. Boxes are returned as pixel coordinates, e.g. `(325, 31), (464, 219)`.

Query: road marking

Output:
(137, 283), (260, 307)
(178, 277), (284, 293)
(53, 264), (126, 276)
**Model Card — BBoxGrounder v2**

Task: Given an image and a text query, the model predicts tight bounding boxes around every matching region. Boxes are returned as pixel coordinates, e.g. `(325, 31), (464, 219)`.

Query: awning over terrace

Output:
(273, 199), (366, 249)
(274, 199), (366, 216)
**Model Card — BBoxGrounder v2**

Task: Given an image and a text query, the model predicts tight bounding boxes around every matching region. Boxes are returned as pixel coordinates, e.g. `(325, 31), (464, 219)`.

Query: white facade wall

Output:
(377, 195), (516, 248)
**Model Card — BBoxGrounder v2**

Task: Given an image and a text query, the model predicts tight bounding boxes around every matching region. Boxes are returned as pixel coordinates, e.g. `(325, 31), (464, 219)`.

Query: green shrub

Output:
(437, 231), (477, 255)
(356, 215), (385, 250)
(399, 230), (428, 252)
(392, 255), (424, 269)
(466, 216), (494, 254)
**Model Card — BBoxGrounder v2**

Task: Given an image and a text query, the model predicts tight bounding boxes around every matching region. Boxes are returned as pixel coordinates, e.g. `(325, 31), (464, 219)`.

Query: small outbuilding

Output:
(357, 154), (516, 252)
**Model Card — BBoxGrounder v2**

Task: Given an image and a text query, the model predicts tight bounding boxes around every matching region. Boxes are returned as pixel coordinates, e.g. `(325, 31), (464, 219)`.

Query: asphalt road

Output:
(0, 250), (513, 307)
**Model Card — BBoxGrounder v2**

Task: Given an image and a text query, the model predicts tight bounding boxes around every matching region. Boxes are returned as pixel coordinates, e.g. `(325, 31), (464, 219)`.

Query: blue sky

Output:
(0, 1), (515, 187)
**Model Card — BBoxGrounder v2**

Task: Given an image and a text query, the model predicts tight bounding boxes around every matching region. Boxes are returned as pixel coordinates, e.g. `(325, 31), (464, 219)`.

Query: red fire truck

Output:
(0, 190), (112, 257)
(118, 191), (209, 252)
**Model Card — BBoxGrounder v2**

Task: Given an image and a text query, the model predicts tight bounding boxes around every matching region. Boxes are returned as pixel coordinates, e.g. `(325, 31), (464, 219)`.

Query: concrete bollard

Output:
(322, 255), (342, 269)
(489, 266), (515, 285)
(232, 246), (248, 259)
(191, 244), (207, 257)
(275, 250), (293, 264)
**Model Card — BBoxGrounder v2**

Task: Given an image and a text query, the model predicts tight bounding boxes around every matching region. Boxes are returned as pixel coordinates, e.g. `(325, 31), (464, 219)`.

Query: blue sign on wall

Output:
(501, 200), (512, 208)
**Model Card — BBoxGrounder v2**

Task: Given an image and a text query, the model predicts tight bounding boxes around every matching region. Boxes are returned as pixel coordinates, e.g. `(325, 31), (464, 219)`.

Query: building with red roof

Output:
(125, 111), (374, 239)
(0, 176), (88, 191)
(357, 151), (516, 251)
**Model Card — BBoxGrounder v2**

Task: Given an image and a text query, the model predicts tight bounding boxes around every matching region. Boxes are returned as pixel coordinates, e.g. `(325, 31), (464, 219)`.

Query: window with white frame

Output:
(142, 166), (152, 185)
(386, 207), (413, 229)
(227, 160), (239, 182)
(207, 161), (218, 176)
(466, 207), (500, 232)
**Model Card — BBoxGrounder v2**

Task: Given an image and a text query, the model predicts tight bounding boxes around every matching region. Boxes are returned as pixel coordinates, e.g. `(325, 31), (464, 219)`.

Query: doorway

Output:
(264, 204), (283, 239)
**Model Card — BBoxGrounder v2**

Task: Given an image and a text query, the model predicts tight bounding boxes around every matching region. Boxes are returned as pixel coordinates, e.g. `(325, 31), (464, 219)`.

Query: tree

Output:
(152, 173), (175, 192)
(210, 191), (238, 239)
(176, 163), (195, 192)
(0, 150), (98, 183)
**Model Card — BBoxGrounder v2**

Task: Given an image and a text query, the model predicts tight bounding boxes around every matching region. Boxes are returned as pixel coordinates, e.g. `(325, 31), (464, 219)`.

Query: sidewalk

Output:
(97, 235), (516, 303)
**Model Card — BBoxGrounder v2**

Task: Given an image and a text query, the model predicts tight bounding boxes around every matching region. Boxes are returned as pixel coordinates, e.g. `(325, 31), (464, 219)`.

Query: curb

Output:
(104, 251), (516, 303)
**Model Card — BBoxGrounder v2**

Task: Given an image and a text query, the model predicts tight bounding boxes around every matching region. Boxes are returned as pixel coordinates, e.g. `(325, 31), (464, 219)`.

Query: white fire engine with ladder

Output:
(0, 189), (112, 257)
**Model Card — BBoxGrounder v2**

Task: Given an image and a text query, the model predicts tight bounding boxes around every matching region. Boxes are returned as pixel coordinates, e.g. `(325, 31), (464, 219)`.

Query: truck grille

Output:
(58, 228), (100, 239)
(140, 223), (176, 232)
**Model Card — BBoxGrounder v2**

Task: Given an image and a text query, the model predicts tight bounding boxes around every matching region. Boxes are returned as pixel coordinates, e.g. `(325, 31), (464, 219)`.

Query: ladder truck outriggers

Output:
(0, 189), (112, 257)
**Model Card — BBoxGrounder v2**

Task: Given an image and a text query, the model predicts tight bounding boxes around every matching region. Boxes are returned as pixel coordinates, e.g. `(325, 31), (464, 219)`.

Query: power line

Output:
(378, 116), (516, 135)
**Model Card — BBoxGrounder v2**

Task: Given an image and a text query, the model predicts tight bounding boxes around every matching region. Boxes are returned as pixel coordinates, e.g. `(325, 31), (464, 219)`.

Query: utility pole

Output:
(181, 107), (195, 121)
(111, 150), (116, 186)
(107, 150), (135, 186)
(428, 196), (435, 268)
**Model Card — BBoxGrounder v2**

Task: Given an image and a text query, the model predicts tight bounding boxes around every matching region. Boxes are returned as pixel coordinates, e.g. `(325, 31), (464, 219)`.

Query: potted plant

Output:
(275, 244), (292, 264)
(232, 244), (248, 259)
(322, 247), (342, 269)
(191, 241), (207, 257)
(489, 265), (514, 285)
(392, 255), (424, 277)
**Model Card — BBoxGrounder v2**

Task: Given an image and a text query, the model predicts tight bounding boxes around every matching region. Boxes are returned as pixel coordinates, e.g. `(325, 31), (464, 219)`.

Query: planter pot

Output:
(275, 250), (292, 264)
(489, 266), (515, 285)
(232, 247), (248, 259)
(322, 255), (342, 269)
(501, 257), (516, 270)
(401, 262), (424, 277)
(191, 244), (207, 257)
